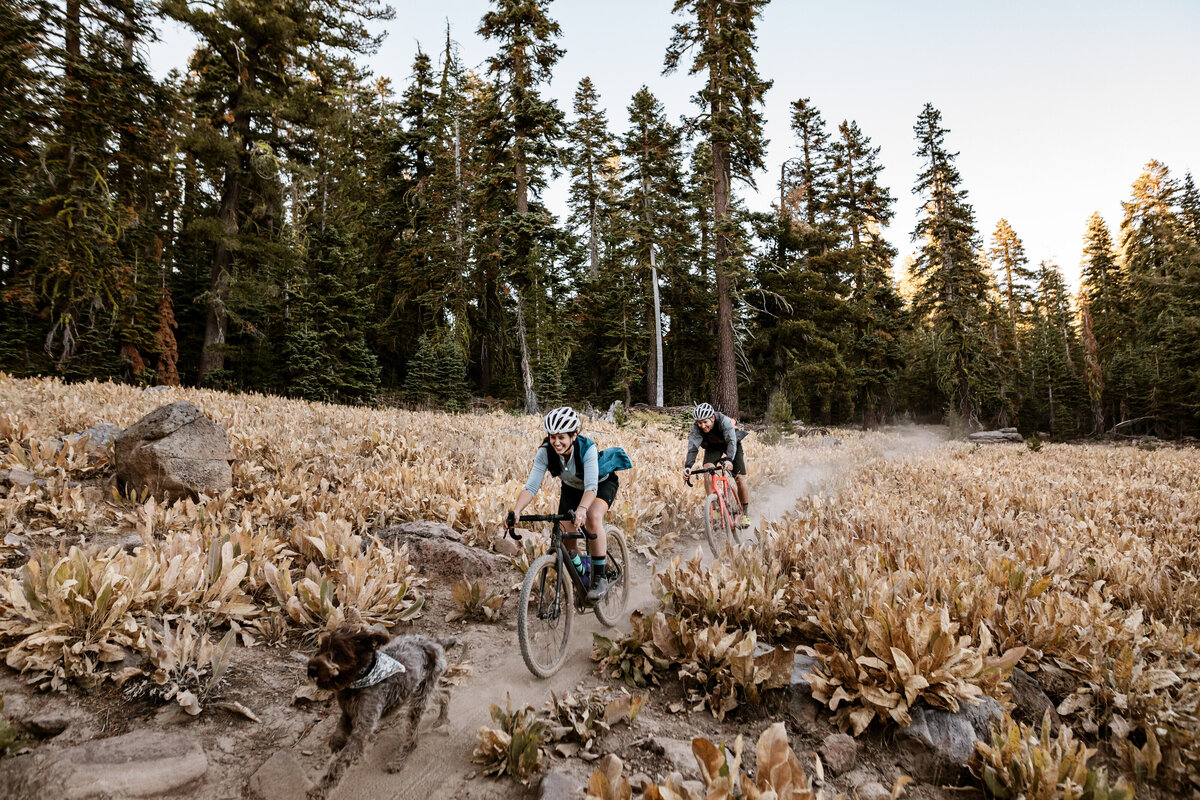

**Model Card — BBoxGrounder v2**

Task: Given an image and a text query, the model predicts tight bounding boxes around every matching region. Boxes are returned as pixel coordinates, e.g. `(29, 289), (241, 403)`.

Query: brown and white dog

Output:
(305, 625), (456, 799)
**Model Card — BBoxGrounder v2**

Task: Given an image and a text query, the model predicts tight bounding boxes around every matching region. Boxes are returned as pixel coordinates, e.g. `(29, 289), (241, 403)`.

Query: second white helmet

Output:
(543, 406), (581, 434)
(693, 403), (716, 421)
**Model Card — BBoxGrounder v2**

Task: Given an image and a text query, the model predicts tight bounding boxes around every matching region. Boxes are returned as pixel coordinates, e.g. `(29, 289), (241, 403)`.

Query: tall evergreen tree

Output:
(478, 0), (566, 413)
(163, 0), (391, 385)
(909, 103), (989, 428)
(665, 0), (771, 417)
(283, 229), (380, 403)
(622, 87), (689, 406)
(831, 119), (904, 427)
(565, 76), (615, 280)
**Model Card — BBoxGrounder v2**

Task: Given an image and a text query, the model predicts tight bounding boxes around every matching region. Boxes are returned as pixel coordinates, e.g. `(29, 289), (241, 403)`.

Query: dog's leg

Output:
(384, 698), (426, 773)
(329, 712), (352, 752)
(433, 686), (451, 729)
(310, 700), (383, 799)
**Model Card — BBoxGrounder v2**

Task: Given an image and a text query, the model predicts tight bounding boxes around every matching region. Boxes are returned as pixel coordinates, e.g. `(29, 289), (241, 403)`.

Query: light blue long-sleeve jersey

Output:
(523, 442), (599, 495)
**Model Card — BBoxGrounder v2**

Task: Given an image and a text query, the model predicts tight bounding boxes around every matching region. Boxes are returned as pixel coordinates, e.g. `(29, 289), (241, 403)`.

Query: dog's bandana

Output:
(349, 651), (407, 688)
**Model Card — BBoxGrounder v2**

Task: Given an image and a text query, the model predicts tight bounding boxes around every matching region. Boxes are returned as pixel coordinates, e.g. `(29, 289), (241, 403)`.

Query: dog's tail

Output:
(438, 636), (458, 650)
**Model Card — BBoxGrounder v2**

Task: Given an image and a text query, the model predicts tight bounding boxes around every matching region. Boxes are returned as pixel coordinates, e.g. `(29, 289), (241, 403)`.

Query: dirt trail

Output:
(318, 558), (661, 799)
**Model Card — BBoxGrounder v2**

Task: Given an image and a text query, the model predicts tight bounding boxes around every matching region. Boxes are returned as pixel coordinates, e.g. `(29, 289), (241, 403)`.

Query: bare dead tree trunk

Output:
(515, 289), (537, 413)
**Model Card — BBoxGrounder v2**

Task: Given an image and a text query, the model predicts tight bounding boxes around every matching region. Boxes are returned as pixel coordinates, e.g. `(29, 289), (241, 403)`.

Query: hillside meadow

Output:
(1, 374), (1198, 796)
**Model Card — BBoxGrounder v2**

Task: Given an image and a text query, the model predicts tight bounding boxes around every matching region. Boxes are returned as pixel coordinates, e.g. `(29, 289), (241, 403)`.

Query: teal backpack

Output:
(574, 435), (633, 478)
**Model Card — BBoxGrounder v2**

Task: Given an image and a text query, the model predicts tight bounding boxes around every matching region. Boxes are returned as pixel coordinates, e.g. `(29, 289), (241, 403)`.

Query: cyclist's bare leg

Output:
(735, 474), (749, 508)
(701, 461), (716, 494)
(585, 500), (609, 560)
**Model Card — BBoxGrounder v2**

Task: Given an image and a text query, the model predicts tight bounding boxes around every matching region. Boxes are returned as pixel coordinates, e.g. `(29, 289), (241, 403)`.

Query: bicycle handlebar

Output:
(505, 511), (596, 541)
(684, 462), (732, 487)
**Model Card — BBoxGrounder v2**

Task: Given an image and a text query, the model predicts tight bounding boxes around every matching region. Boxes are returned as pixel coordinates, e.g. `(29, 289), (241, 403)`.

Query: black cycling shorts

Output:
(558, 473), (619, 515)
(702, 441), (746, 476)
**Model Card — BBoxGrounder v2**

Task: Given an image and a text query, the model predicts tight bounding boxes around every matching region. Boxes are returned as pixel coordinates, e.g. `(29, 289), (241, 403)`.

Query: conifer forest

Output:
(2, 0), (1198, 437)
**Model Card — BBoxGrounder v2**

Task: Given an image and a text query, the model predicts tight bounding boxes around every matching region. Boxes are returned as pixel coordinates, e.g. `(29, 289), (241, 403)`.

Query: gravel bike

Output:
(686, 463), (745, 551)
(506, 512), (629, 678)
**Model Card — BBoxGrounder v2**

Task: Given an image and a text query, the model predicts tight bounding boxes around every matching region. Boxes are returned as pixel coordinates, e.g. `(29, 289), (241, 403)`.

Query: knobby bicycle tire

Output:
(703, 492), (729, 552)
(517, 553), (574, 678)
(593, 528), (629, 627)
(721, 482), (744, 544)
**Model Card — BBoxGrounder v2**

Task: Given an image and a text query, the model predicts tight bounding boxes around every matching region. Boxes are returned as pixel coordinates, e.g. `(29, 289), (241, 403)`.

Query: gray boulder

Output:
(12, 729), (208, 798)
(378, 522), (505, 581)
(1008, 667), (1060, 727)
(897, 696), (1004, 782)
(114, 402), (234, 500)
(968, 428), (1023, 443)
(60, 423), (122, 455)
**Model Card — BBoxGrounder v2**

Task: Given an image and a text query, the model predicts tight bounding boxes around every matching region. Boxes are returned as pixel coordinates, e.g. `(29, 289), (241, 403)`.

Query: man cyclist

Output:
(504, 406), (618, 601)
(683, 403), (751, 529)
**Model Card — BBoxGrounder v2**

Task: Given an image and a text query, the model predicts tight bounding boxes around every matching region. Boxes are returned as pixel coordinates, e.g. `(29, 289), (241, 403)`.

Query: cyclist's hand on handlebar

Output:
(505, 510), (522, 541)
(683, 467), (692, 486)
(720, 457), (734, 471)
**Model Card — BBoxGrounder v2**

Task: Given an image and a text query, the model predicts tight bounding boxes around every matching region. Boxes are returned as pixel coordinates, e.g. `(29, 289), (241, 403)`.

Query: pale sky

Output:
(148, 0), (1199, 290)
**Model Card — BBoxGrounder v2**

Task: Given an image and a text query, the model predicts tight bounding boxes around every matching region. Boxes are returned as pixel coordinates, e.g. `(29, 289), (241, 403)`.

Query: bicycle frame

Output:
(509, 512), (596, 611)
(687, 465), (740, 532)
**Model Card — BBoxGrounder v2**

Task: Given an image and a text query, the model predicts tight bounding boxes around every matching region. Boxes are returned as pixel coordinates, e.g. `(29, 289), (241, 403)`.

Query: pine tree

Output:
(1027, 262), (1086, 435)
(830, 119), (904, 427)
(1078, 212), (1127, 426)
(987, 219), (1035, 426)
(1179, 172), (1200, 246)
(909, 104), (990, 428)
(1078, 293), (1104, 434)
(622, 87), (688, 406)
(163, 0), (392, 385)
(478, 0), (566, 413)
(155, 286), (180, 386)
(284, 229), (380, 403)
(665, 0), (772, 417)
(566, 77), (615, 280)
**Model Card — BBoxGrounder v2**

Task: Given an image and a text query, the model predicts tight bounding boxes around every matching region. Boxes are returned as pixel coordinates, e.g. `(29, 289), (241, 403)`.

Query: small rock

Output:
(143, 385), (172, 392)
(820, 733), (859, 775)
(857, 781), (892, 800)
(1009, 667), (1060, 728)
(247, 750), (313, 800)
(841, 766), (876, 790)
(538, 770), (577, 800)
(597, 753), (623, 785)
(48, 729), (207, 798)
(2, 468), (37, 488)
(897, 696), (1004, 782)
(380, 520), (463, 542)
(216, 736), (236, 754)
(493, 535), (520, 558)
(682, 779), (705, 796)
(652, 736), (698, 777)
(380, 528), (507, 581)
(629, 772), (652, 791)
(61, 423), (122, 454)
(27, 713), (71, 737)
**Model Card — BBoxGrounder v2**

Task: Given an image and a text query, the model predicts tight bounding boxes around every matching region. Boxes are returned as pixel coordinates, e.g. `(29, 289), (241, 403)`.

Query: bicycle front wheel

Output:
(703, 492), (727, 552)
(594, 528), (629, 627)
(721, 482), (744, 544)
(517, 554), (574, 678)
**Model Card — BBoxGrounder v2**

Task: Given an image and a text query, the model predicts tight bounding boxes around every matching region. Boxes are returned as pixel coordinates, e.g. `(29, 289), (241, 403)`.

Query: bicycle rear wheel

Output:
(594, 528), (629, 627)
(517, 554), (574, 678)
(720, 482), (744, 543)
(703, 493), (728, 552)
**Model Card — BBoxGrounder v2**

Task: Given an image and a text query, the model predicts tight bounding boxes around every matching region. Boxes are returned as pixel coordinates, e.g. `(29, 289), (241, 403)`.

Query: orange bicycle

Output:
(686, 464), (745, 551)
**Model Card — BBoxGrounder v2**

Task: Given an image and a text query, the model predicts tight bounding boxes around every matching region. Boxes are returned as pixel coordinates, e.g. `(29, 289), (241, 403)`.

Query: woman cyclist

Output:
(504, 407), (618, 602)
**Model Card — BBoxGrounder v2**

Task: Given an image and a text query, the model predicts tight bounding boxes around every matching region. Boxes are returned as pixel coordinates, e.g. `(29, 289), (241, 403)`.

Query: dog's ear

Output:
(367, 628), (390, 649)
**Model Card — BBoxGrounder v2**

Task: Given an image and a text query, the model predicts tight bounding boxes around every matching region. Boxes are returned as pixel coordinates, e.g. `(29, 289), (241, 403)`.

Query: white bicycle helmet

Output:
(693, 403), (716, 421)
(543, 406), (581, 434)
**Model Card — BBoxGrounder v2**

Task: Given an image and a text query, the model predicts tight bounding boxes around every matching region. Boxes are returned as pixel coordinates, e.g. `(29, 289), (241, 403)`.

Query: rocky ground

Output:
(1, 512), (1046, 800)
